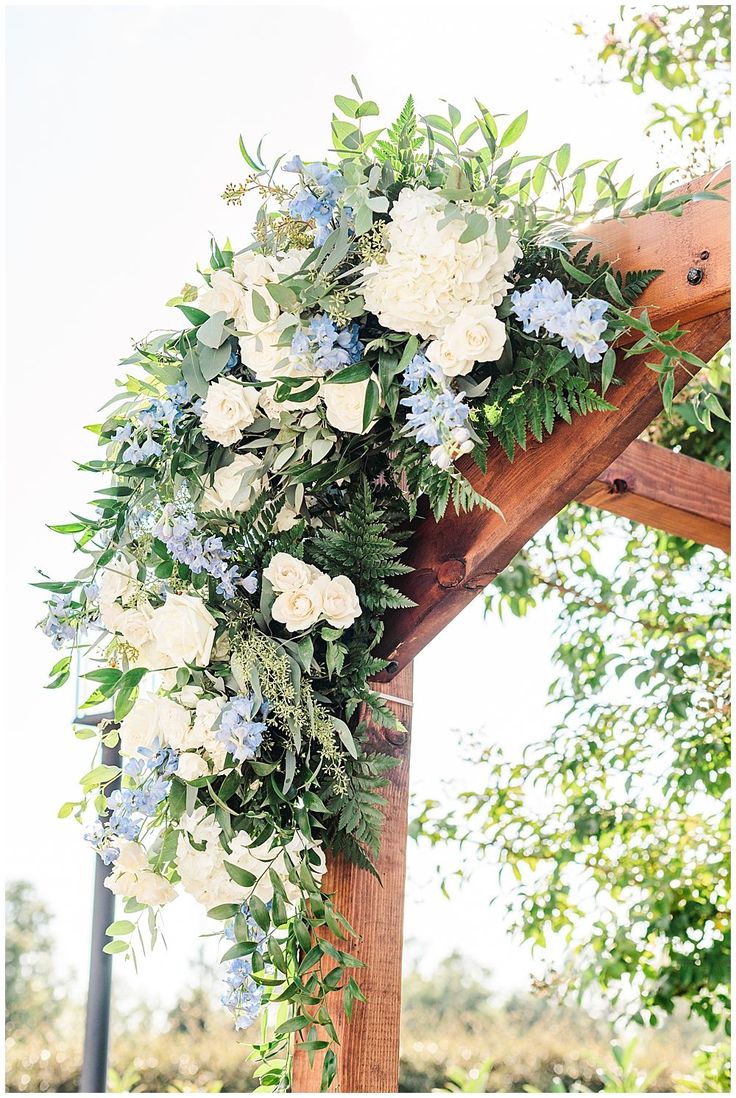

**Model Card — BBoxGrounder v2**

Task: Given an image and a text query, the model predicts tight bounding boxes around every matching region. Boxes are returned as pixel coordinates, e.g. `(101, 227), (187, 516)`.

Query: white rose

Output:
(263, 553), (315, 593)
(115, 603), (156, 651)
(120, 692), (192, 756)
(271, 575), (328, 632)
(323, 377), (376, 434)
(149, 593), (217, 668)
(199, 270), (247, 321)
(104, 840), (177, 905)
(274, 503), (300, 532)
(98, 554), (140, 606)
(201, 378), (259, 446)
(176, 753), (209, 781)
(239, 317), (299, 382)
(100, 599), (125, 634)
(200, 453), (265, 513)
(269, 249), (310, 279)
(232, 251), (274, 287)
(443, 306), (507, 364)
(426, 339), (475, 379)
(320, 576), (362, 630)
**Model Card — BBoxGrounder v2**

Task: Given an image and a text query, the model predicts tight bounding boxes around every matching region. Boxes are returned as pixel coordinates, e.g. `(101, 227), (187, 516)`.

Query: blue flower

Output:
(511, 277), (610, 364)
(216, 695), (268, 763)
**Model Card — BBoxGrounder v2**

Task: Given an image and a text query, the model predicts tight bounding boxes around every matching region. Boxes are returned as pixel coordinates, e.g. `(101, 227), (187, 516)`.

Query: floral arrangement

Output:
(38, 82), (716, 1090)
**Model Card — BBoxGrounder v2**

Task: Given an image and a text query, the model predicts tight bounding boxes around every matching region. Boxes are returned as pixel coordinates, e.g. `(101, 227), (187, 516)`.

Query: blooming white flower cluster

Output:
(264, 552), (361, 633)
(176, 807), (326, 909)
(199, 253), (378, 437)
(99, 558), (217, 671)
(119, 688), (226, 778)
(362, 186), (520, 375)
(105, 838), (177, 906)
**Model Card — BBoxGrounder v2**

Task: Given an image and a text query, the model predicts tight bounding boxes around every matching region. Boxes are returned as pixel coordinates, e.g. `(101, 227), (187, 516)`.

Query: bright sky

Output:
(5, 0), (664, 1022)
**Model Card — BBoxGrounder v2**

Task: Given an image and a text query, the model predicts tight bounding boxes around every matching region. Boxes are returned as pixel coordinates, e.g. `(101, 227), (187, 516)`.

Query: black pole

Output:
(80, 730), (120, 1094)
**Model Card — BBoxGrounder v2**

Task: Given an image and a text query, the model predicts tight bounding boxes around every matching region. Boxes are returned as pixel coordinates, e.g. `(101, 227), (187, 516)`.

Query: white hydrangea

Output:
(362, 185), (521, 341)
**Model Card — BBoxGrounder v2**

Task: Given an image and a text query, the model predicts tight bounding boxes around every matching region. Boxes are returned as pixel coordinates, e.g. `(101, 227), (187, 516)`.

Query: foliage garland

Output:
(38, 82), (726, 1090)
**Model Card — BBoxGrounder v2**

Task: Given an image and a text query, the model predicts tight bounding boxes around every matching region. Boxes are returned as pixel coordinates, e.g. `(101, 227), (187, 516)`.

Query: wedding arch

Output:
(290, 167), (731, 1093)
(38, 91), (730, 1095)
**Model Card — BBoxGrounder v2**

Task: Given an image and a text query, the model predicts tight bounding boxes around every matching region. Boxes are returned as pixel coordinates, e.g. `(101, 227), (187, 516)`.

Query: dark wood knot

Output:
(437, 558), (466, 588)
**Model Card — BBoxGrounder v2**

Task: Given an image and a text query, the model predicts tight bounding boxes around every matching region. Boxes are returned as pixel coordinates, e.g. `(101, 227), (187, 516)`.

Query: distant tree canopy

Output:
(6, 880), (63, 1034)
(412, 1), (731, 1044)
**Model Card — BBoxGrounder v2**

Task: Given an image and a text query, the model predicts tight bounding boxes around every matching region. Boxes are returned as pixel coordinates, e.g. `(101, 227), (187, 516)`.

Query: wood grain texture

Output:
(291, 665), (414, 1094)
(576, 438), (730, 552)
(578, 166), (730, 329)
(376, 310), (731, 678)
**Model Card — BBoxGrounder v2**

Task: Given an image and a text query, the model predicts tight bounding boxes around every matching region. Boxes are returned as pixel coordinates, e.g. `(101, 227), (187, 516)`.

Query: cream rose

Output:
(232, 251), (274, 287)
(176, 753), (209, 781)
(426, 339), (475, 379)
(115, 603), (156, 651)
(201, 378), (259, 446)
(263, 552), (314, 593)
(200, 453), (265, 513)
(105, 840), (176, 905)
(442, 306), (507, 364)
(271, 575), (328, 632)
(321, 576), (362, 630)
(149, 593), (217, 668)
(323, 377), (376, 434)
(120, 693), (192, 756)
(98, 554), (140, 606)
(199, 270), (247, 321)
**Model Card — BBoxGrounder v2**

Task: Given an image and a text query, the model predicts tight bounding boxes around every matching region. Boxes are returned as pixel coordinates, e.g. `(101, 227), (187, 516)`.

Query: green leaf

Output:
(197, 310), (228, 349)
(177, 304), (209, 326)
(362, 378), (380, 430)
(102, 940), (129, 955)
(249, 895), (271, 933)
(601, 348), (617, 396)
(325, 361), (372, 385)
(106, 920), (135, 936)
(499, 110), (528, 148)
(207, 903), (241, 920)
(250, 290), (271, 324)
(332, 717), (358, 759)
(458, 212), (489, 245)
(223, 860), (257, 888)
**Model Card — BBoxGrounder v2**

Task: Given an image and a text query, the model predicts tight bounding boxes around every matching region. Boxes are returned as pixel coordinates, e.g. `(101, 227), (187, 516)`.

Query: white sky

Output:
(4, 0), (665, 1021)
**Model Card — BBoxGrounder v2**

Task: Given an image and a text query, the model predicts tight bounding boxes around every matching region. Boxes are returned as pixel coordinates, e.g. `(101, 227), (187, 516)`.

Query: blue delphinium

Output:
(221, 903), (267, 1030)
(216, 695), (268, 763)
(402, 352), (442, 394)
(84, 741), (179, 863)
(154, 506), (242, 599)
(41, 593), (77, 649)
(511, 277), (610, 363)
(284, 157), (345, 245)
(290, 313), (363, 374)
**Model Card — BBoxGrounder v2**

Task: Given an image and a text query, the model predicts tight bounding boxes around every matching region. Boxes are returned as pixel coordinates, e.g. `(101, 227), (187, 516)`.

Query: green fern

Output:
(325, 748), (400, 875)
(373, 95), (423, 184)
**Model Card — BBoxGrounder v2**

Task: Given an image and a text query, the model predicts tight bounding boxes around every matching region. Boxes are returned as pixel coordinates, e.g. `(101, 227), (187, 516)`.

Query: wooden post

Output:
(291, 665), (414, 1093)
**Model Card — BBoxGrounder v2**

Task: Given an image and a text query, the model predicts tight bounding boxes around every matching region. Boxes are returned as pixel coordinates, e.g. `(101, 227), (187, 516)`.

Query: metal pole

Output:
(80, 726), (120, 1094)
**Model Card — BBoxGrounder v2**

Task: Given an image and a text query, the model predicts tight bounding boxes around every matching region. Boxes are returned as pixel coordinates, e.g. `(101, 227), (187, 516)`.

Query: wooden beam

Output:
(375, 170), (731, 678)
(576, 439), (730, 552)
(291, 664), (414, 1094)
(578, 166), (730, 330)
(376, 310), (730, 679)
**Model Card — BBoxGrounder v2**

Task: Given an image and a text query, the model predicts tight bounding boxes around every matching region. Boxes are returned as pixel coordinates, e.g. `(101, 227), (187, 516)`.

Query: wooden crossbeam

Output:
(377, 171), (731, 678)
(576, 439), (730, 552)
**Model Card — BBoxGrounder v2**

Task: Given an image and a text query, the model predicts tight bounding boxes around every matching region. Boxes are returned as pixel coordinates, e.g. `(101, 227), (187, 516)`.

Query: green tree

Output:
(413, 0), (731, 1060)
(5, 880), (64, 1033)
(590, 5), (730, 161)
